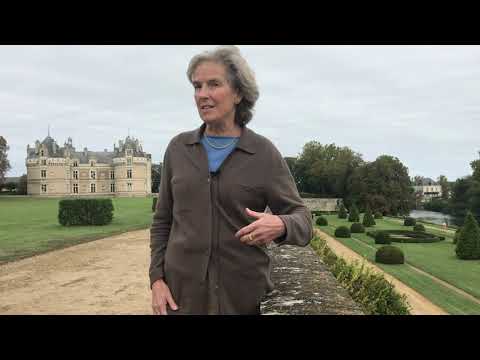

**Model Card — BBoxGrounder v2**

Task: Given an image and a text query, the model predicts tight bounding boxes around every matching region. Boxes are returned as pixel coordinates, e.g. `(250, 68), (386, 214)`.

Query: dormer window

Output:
(40, 150), (44, 156)
(42, 159), (47, 166)
(90, 161), (95, 167)
(73, 161), (78, 167)
(91, 171), (96, 180)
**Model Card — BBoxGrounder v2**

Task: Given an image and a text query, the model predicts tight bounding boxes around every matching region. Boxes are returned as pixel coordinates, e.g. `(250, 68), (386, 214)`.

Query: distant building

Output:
(26, 135), (152, 197)
(413, 177), (442, 202)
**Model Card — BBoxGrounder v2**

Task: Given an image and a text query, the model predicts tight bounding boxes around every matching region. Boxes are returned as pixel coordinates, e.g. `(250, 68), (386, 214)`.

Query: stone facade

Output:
(26, 135), (151, 197)
(413, 178), (442, 202)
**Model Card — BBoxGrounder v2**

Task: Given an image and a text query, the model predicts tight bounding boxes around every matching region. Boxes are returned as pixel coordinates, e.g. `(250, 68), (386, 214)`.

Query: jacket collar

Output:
(184, 123), (257, 154)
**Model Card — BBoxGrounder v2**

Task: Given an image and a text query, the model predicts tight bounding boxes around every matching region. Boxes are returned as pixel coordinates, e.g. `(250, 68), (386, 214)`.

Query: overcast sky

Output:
(1, 45), (479, 181)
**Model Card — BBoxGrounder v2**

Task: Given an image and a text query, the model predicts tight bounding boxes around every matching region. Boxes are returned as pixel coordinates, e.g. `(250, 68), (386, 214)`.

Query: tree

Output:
(0, 136), (11, 185)
(348, 203), (360, 222)
(455, 211), (480, 260)
(151, 163), (162, 193)
(346, 155), (414, 216)
(471, 153), (480, 182)
(438, 175), (450, 200)
(17, 174), (27, 195)
(284, 157), (300, 189)
(294, 141), (364, 197)
(449, 177), (473, 225)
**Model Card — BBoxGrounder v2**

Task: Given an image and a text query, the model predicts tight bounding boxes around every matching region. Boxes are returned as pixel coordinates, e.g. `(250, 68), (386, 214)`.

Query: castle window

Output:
(73, 183), (78, 193)
(110, 183), (115, 192)
(127, 183), (132, 191)
(90, 161), (95, 167)
(110, 170), (115, 179)
(42, 159), (47, 166)
(41, 184), (47, 193)
(73, 161), (78, 167)
(90, 171), (96, 180)
(73, 170), (78, 180)
(41, 170), (47, 178)
(127, 158), (132, 166)
(127, 169), (132, 179)
(41, 150), (44, 156)
(91, 183), (96, 193)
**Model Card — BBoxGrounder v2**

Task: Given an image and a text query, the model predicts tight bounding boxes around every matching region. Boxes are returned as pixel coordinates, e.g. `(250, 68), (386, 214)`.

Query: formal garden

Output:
(313, 210), (480, 315)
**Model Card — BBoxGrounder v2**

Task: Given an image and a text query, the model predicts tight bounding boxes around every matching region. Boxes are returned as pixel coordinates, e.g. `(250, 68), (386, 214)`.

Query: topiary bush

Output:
(316, 216), (328, 226)
(455, 211), (480, 260)
(367, 229), (444, 243)
(374, 212), (383, 219)
(338, 204), (348, 219)
(152, 197), (158, 212)
(335, 226), (351, 238)
(362, 205), (376, 227)
(58, 198), (114, 226)
(348, 204), (360, 222)
(375, 245), (405, 264)
(374, 231), (391, 244)
(350, 222), (365, 233)
(413, 224), (425, 232)
(404, 217), (416, 226)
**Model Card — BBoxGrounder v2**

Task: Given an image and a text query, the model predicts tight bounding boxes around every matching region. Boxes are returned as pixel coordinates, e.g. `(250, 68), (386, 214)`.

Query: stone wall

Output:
(301, 198), (342, 212)
(260, 244), (363, 315)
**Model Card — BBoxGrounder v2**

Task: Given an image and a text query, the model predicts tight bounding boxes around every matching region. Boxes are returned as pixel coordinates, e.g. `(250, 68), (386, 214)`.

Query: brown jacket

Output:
(149, 124), (313, 314)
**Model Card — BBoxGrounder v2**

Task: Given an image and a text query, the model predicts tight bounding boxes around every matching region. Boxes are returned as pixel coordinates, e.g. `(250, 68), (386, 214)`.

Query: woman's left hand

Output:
(235, 208), (286, 246)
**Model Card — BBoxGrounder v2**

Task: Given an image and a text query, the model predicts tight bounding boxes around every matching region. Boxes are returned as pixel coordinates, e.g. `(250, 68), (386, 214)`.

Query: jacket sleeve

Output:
(266, 148), (313, 246)
(149, 143), (174, 288)
(265, 145), (313, 247)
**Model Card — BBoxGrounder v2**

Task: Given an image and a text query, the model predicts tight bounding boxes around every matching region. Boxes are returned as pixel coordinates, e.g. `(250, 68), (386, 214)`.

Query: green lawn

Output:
(317, 215), (480, 315)
(0, 196), (155, 263)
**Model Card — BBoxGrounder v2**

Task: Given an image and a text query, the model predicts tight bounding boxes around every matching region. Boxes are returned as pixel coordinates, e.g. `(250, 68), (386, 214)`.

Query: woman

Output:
(150, 45), (313, 315)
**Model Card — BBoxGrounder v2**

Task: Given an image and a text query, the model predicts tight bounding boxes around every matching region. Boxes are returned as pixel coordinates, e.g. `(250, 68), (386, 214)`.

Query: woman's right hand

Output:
(151, 279), (179, 315)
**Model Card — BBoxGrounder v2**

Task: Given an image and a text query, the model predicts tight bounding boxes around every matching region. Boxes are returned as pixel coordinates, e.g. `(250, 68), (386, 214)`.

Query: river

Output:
(409, 210), (455, 225)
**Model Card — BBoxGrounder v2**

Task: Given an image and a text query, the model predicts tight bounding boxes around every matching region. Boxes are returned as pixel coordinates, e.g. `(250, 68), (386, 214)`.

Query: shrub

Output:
(316, 216), (328, 226)
(348, 204), (360, 222)
(404, 217), (416, 226)
(455, 211), (480, 260)
(375, 245), (405, 264)
(374, 231), (391, 245)
(335, 226), (351, 238)
(362, 205), (376, 227)
(413, 224), (425, 232)
(310, 236), (411, 315)
(374, 212), (383, 219)
(338, 204), (348, 219)
(58, 198), (114, 226)
(152, 197), (158, 212)
(350, 223), (365, 233)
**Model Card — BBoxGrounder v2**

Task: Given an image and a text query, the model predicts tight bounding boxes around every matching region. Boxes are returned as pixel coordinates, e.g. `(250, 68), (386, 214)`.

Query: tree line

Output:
(285, 141), (414, 216)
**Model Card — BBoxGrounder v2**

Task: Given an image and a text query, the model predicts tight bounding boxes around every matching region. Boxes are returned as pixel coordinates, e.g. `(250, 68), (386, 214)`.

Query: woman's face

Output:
(192, 61), (241, 127)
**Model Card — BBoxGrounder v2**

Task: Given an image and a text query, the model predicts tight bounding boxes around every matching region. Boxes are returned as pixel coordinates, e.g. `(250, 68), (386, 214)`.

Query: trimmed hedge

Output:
(338, 204), (348, 219)
(58, 198), (114, 226)
(455, 212), (480, 260)
(404, 217), (416, 226)
(362, 206), (376, 227)
(350, 223), (365, 233)
(152, 197), (158, 212)
(413, 224), (425, 232)
(375, 245), (405, 265)
(335, 226), (351, 238)
(310, 236), (411, 315)
(374, 212), (383, 219)
(374, 231), (391, 245)
(367, 230), (445, 243)
(316, 216), (328, 226)
(453, 228), (461, 244)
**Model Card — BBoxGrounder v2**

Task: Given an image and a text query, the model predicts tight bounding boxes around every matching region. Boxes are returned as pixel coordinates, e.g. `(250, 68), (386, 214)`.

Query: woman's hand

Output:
(234, 208), (286, 246)
(152, 279), (178, 315)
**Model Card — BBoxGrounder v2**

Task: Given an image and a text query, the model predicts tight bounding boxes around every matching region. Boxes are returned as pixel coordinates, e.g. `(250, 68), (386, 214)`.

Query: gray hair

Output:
(187, 45), (259, 127)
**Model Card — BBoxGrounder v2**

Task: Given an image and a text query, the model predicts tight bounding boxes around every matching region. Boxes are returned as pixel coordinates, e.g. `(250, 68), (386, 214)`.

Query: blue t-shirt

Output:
(201, 135), (240, 173)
